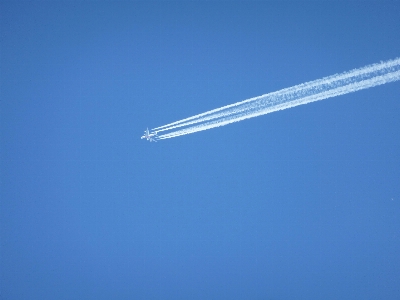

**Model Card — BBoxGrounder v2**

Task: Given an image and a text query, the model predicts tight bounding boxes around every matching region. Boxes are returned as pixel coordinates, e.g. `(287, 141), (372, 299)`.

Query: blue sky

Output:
(1, 2), (400, 299)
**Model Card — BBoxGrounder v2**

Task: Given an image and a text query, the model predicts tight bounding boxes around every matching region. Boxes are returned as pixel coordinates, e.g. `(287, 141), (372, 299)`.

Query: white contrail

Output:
(151, 58), (400, 140)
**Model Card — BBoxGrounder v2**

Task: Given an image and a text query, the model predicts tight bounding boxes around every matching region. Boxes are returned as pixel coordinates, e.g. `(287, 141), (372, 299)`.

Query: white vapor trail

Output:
(152, 58), (400, 140)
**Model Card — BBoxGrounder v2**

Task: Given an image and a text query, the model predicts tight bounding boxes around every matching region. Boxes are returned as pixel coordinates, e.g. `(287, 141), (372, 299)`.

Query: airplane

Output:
(141, 128), (158, 142)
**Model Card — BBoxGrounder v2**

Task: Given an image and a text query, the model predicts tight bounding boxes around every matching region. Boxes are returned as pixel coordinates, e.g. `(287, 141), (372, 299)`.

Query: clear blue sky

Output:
(1, 2), (400, 299)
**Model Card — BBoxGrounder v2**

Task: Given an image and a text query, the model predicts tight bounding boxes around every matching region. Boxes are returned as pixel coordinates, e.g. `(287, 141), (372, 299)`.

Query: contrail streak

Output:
(151, 58), (400, 140)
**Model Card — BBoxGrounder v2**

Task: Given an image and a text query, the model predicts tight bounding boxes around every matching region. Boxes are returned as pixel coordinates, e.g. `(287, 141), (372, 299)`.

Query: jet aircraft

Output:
(141, 128), (158, 142)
